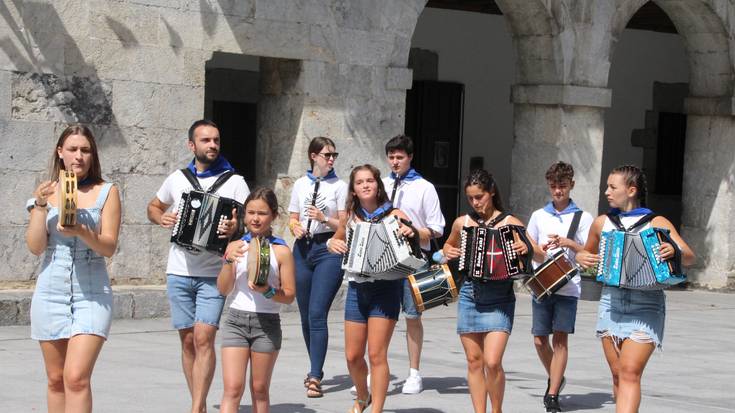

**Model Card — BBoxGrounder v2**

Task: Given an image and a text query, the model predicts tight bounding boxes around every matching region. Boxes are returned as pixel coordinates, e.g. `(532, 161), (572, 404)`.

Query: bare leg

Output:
(616, 339), (655, 413)
(483, 332), (509, 413)
(249, 350), (279, 413)
(405, 317), (423, 371)
(460, 333), (488, 413)
(220, 347), (250, 413)
(601, 337), (621, 400)
(548, 332), (568, 394)
(366, 317), (397, 412)
(345, 321), (369, 410)
(190, 323), (218, 413)
(178, 327), (196, 397)
(533, 335), (552, 376)
(39, 340), (68, 413)
(62, 334), (105, 413)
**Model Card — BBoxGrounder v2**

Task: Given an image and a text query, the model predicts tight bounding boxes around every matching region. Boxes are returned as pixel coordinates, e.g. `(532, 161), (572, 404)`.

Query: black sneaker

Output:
(546, 394), (561, 412)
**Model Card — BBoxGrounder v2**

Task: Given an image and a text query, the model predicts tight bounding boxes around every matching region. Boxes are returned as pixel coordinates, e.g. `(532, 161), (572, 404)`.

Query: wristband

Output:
(325, 238), (332, 249)
(223, 252), (235, 264)
(262, 286), (276, 299)
(34, 200), (48, 208)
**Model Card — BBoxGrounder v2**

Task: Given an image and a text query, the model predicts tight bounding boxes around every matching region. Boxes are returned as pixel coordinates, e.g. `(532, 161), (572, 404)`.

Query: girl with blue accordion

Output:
(576, 165), (695, 413)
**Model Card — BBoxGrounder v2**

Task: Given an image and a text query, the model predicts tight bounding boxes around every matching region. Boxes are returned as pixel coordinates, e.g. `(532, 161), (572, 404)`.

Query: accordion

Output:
(171, 190), (243, 256)
(59, 170), (78, 226)
(458, 225), (533, 281)
(342, 215), (427, 279)
(596, 227), (685, 289)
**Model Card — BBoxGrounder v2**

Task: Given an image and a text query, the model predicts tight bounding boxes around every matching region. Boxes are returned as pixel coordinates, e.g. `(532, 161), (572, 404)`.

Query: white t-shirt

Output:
(230, 243), (282, 314)
(288, 175), (347, 235)
(156, 169), (250, 278)
(382, 176), (445, 251)
(527, 207), (594, 297)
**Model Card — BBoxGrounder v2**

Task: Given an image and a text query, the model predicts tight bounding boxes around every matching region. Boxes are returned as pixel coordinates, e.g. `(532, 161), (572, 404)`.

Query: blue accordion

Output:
(596, 227), (686, 289)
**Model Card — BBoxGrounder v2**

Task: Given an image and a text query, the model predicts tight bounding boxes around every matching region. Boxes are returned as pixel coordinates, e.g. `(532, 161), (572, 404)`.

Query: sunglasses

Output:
(318, 152), (339, 160)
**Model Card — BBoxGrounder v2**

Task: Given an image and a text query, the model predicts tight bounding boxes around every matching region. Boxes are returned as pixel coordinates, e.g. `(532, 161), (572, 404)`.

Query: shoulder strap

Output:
(205, 171), (235, 194)
(94, 183), (114, 209)
(628, 213), (656, 231)
(488, 212), (511, 228)
(606, 213), (626, 231)
(565, 211), (583, 239)
(180, 168), (203, 192)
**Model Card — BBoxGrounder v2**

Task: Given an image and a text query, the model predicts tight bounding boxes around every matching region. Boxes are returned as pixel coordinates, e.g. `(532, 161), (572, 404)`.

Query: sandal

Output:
(306, 377), (324, 398)
(303, 375), (310, 389)
(348, 394), (371, 413)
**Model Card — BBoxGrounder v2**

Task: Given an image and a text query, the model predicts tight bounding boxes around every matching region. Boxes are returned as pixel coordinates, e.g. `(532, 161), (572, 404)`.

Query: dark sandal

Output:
(303, 375), (310, 389)
(306, 377), (324, 398)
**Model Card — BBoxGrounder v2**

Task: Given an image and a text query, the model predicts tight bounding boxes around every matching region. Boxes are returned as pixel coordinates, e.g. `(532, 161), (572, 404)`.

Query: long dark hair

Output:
(50, 124), (103, 184)
(307, 136), (336, 169)
(463, 168), (505, 212)
(610, 165), (648, 207)
(345, 164), (389, 218)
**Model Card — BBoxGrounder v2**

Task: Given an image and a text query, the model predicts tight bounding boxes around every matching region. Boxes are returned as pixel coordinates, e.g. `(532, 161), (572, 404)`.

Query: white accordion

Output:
(341, 215), (427, 280)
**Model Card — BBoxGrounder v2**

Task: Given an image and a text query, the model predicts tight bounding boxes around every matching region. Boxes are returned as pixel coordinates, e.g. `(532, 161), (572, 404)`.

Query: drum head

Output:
(247, 237), (261, 284)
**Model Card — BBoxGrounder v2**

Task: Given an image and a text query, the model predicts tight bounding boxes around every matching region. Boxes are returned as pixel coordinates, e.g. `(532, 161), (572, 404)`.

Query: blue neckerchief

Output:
(241, 232), (287, 246)
(186, 156), (234, 178)
(360, 201), (393, 221)
(77, 175), (94, 187)
(306, 168), (337, 182)
(609, 207), (653, 217)
(543, 200), (582, 222)
(389, 168), (422, 181)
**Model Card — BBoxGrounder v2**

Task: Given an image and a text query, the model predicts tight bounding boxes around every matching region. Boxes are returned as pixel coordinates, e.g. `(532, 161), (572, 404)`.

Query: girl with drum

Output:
(442, 169), (543, 413)
(327, 164), (417, 413)
(575, 165), (695, 413)
(25, 124), (121, 413)
(287, 136), (347, 397)
(217, 188), (296, 413)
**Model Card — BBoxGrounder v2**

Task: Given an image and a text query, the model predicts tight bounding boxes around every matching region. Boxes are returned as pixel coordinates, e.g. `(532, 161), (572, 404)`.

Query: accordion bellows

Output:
(171, 190), (243, 256)
(342, 215), (427, 280)
(458, 225), (533, 281)
(596, 227), (686, 289)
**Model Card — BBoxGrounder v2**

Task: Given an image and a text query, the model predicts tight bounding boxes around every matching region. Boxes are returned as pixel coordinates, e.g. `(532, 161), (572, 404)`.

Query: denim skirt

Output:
(31, 250), (113, 340)
(456, 281), (515, 335)
(596, 286), (665, 348)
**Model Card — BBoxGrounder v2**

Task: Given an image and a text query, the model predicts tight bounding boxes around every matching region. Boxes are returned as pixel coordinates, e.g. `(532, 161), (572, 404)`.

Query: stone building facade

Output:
(0, 0), (733, 288)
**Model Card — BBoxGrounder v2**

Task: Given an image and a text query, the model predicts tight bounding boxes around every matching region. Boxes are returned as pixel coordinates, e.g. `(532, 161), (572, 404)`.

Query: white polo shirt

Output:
(156, 170), (250, 278)
(382, 175), (445, 251)
(527, 205), (594, 297)
(288, 175), (348, 235)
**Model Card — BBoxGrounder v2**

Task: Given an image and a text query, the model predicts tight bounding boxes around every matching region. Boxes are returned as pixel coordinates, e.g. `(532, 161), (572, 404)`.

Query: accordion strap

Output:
(470, 211), (510, 228)
(180, 168), (235, 194)
(565, 211), (583, 240)
(607, 212), (656, 232)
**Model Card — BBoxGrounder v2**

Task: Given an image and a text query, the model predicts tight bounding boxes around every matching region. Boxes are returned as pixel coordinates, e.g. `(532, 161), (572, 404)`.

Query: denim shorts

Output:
(401, 277), (421, 319)
(167, 274), (226, 330)
(596, 286), (665, 349)
(531, 294), (578, 336)
(456, 281), (515, 335)
(221, 308), (282, 352)
(344, 279), (403, 323)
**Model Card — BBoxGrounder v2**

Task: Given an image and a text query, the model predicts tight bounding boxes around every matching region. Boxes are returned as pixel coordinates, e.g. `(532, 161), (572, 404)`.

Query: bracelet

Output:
(262, 286), (276, 299)
(325, 238), (332, 249)
(34, 200), (48, 208)
(222, 252), (235, 264)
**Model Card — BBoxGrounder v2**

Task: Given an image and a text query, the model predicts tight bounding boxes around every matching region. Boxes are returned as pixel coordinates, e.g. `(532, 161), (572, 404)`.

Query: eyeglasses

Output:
(318, 152), (339, 160)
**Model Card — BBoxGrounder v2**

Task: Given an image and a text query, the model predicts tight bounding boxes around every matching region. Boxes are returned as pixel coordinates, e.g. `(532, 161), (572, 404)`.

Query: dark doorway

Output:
(212, 100), (257, 187)
(405, 80), (465, 242)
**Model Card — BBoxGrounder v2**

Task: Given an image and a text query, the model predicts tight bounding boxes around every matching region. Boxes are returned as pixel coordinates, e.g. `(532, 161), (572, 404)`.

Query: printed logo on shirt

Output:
(302, 192), (327, 216)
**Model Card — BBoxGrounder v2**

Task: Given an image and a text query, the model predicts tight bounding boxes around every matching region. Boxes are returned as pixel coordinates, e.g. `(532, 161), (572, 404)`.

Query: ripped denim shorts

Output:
(596, 286), (665, 349)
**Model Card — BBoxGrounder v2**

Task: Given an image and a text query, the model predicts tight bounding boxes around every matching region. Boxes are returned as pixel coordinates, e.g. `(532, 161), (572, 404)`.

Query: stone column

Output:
(509, 85), (612, 222)
(680, 97), (735, 288)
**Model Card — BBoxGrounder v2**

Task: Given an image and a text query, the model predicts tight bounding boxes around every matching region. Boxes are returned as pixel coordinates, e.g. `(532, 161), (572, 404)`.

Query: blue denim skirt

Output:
(31, 250), (113, 340)
(456, 281), (515, 335)
(596, 286), (665, 348)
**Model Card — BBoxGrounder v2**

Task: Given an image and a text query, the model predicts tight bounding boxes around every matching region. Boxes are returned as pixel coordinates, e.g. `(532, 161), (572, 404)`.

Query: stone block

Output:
(0, 70), (11, 117)
(121, 174), (170, 225)
(511, 84), (612, 108)
(112, 81), (202, 129)
(251, 19), (312, 61)
(0, 119), (56, 171)
(0, 298), (19, 326)
(157, 86), (204, 129)
(184, 0), (256, 18)
(4, 1), (67, 74)
(335, 28), (394, 66)
(16, 296), (32, 325)
(157, 9), (206, 49)
(108, 225), (152, 281)
(204, 15), (257, 53)
(0, 226), (40, 282)
(0, 170), (47, 225)
(96, 126), (190, 175)
(385, 67), (413, 91)
(88, 0), (160, 47)
(132, 289), (170, 319)
(255, 0), (336, 26)
(684, 96), (735, 116)
(113, 291), (134, 319)
(11, 72), (113, 124)
(150, 227), (172, 278)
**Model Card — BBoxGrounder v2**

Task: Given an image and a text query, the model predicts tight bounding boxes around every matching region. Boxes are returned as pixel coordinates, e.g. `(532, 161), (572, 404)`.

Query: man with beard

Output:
(148, 119), (249, 413)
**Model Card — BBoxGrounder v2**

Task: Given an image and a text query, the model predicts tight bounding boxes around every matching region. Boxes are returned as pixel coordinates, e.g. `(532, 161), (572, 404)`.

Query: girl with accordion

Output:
(576, 165), (695, 413)
(442, 169), (543, 413)
(327, 164), (417, 413)
(217, 188), (296, 413)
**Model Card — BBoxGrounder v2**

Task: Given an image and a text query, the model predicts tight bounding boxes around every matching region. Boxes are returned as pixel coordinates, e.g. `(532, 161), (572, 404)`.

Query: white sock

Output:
(409, 368), (420, 377)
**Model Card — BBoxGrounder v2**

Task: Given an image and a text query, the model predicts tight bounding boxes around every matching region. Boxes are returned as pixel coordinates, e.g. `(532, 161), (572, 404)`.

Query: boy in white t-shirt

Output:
(526, 161), (593, 413)
(147, 120), (250, 413)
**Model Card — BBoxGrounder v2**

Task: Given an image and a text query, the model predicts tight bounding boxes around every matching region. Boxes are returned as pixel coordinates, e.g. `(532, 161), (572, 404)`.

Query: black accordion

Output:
(171, 190), (243, 256)
(458, 225), (533, 282)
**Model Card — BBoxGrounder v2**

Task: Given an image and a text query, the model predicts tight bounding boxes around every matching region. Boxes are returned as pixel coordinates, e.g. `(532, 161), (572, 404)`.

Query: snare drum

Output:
(408, 264), (458, 313)
(524, 250), (579, 302)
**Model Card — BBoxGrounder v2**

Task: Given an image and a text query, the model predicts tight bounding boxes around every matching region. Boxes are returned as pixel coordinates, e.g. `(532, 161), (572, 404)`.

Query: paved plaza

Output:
(1, 290), (732, 412)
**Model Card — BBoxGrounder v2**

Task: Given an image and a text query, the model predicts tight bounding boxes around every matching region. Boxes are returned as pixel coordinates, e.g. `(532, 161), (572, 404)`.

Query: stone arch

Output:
(495, 0), (564, 84)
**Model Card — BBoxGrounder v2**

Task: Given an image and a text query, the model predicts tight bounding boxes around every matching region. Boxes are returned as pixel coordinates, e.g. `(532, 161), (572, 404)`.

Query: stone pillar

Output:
(680, 97), (735, 288)
(509, 85), (612, 221)
(256, 58), (412, 240)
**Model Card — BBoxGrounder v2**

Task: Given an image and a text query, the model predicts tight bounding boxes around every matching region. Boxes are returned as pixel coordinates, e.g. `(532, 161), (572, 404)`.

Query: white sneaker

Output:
(349, 373), (371, 396)
(401, 374), (423, 394)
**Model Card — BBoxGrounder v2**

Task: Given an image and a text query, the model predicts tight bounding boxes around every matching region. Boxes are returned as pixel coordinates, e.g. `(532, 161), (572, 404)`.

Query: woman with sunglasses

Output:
(288, 137), (347, 398)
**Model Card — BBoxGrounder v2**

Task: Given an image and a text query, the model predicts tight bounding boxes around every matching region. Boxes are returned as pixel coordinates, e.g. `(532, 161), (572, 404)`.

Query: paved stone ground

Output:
(1, 290), (732, 413)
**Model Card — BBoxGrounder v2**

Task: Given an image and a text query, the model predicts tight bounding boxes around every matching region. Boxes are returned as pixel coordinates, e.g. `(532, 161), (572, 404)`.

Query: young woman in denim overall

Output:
(26, 124), (121, 413)
(576, 165), (696, 413)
